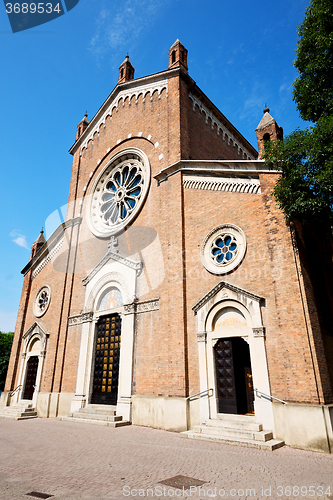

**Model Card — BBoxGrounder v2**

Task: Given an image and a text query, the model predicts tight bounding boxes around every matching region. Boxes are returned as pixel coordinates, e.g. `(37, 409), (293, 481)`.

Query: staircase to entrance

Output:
(181, 413), (284, 451)
(62, 404), (131, 427)
(0, 400), (37, 420)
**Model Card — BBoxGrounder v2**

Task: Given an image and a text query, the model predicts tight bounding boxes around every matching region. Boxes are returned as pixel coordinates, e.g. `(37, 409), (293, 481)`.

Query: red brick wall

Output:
(7, 66), (332, 408)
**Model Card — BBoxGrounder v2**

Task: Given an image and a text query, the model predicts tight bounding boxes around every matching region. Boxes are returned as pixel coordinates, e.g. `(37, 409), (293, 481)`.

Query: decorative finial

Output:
(41, 227), (44, 234)
(263, 104), (270, 114)
(84, 111), (88, 118)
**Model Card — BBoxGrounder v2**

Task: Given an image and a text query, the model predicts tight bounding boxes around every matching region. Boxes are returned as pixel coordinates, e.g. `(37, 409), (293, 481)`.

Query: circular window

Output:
(87, 149), (150, 237)
(33, 285), (51, 317)
(201, 224), (246, 274)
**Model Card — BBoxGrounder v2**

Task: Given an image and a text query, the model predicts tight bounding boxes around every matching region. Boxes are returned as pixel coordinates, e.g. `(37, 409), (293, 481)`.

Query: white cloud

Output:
(88, 0), (162, 63)
(10, 230), (29, 250)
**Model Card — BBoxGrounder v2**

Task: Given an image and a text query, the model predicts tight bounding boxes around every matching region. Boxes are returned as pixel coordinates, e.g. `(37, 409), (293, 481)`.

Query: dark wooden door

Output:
(22, 356), (39, 400)
(214, 339), (238, 414)
(214, 337), (254, 414)
(91, 314), (121, 405)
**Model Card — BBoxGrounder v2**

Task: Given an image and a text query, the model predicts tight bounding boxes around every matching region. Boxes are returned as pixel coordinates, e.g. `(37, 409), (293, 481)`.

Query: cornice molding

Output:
(123, 298), (159, 315)
(69, 68), (181, 156)
(154, 160), (279, 185)
(189, 93), (255, 160)
(68, 312), (94, 326)
(21, 217), (82, 277)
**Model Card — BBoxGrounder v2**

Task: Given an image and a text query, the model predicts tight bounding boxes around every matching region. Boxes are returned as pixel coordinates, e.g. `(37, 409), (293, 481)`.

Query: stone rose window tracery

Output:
(33, 285), (51, 317)
(201, 224), (246, 274)
(87, 149), (150, 237)
(100, 162), (143, 226)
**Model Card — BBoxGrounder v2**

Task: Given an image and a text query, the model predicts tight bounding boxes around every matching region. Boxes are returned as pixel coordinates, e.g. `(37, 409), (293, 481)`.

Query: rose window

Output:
(201, 224), (246, 274)
(88, 150), (150, 237)
(100, 162), (143, 226)
(211, 234), (238, 265)
(38, 290), (49, 311)
(34, 285), (51, 317)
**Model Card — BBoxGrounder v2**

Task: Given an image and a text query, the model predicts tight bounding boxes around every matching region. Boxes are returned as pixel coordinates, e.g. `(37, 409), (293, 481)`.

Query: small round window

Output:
(201, 224), (246, 274)
(33, 285), (51, 317)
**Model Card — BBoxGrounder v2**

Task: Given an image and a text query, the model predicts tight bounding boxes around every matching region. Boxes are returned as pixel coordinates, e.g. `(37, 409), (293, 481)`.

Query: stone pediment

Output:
(192, 281), (263, 314)
(82, 236), (143, 286)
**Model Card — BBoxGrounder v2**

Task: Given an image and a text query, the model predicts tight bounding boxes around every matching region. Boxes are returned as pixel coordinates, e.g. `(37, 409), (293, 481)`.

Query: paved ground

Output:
(0, 418), (332, 500)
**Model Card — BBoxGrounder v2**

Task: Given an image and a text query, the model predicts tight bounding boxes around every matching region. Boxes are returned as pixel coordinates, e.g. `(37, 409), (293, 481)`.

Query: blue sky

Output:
(0, 0), (310, 332)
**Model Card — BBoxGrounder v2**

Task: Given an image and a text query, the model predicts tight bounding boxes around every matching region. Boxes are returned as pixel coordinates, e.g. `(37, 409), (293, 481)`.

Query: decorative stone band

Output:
(183, 175), (261, 194)
(123, 298), (159, 315)
(253, 327), (266, 338)
(80, 79), (168, 152)
(189, 93), (255, 160)
(196, 331), (207, 342)
(32, 237), (64, 279)
(68, 312), (94, 326)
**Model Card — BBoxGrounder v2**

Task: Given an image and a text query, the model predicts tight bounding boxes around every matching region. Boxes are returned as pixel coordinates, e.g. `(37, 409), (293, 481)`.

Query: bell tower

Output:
(255, 106), (283, 159)
(168, 39), (188, 72)
(118, 55), (135, 84)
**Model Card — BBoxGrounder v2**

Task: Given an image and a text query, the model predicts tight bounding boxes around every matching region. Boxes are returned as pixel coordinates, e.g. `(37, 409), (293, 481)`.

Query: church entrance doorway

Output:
(91, 313), (121, 405)
(214, 337), (254, 415)
(22, 355), (39, 400)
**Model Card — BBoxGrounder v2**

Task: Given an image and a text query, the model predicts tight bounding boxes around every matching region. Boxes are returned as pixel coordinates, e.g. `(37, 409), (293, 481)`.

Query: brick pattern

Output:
(6, 48), (333, 409)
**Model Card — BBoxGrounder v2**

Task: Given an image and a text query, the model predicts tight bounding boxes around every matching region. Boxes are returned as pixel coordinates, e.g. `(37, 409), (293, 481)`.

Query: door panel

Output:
(214, 337), (254, 414)
(91, 314), (121, 405)
(214, 339), (237, 414)
(22, 356), (39, 400)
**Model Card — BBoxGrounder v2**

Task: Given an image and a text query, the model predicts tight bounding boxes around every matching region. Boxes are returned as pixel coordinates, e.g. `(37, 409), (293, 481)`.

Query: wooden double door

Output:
(214, 337), (254, 415)
(91, 313), (121, 405)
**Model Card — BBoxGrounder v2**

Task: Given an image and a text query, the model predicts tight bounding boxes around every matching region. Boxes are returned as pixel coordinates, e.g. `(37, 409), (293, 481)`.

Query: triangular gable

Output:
(192, 281), (263, 314)
(82, 237), (143, 287)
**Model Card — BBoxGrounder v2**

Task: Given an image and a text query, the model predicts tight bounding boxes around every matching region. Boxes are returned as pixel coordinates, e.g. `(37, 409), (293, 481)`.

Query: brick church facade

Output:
(2, 40), (333, 453)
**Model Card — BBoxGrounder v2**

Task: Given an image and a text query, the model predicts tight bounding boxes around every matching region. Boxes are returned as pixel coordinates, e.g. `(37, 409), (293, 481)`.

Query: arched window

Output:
(171, 50), (176, 63)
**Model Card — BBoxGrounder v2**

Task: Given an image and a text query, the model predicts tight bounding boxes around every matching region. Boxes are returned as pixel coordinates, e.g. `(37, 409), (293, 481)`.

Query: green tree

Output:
(293, 0), (333, 122)
(264, 0), (333, 224)
(0, 332), (14, 391)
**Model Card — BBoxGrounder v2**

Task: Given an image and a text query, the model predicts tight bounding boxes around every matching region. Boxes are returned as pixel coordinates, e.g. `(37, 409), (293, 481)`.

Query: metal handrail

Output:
(186, 388), (213, 400)
(9, 385), (22, 397)
(255, 388), (288, 404)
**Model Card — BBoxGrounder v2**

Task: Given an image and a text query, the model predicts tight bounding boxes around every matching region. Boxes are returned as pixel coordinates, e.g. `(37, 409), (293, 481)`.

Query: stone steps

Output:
(0, 401), (37, 420)
(62, 404), (131, 427)
(180, 414), (284, 451)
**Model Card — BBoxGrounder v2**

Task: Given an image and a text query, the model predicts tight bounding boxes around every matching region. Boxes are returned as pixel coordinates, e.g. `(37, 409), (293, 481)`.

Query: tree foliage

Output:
(264, 0), (333, 224)
(293, 0), (333, 122)
(0, 332), (14, 390)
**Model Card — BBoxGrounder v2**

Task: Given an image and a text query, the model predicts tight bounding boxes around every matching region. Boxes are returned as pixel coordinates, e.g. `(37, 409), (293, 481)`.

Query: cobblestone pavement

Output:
(0, 419), (332, 500)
